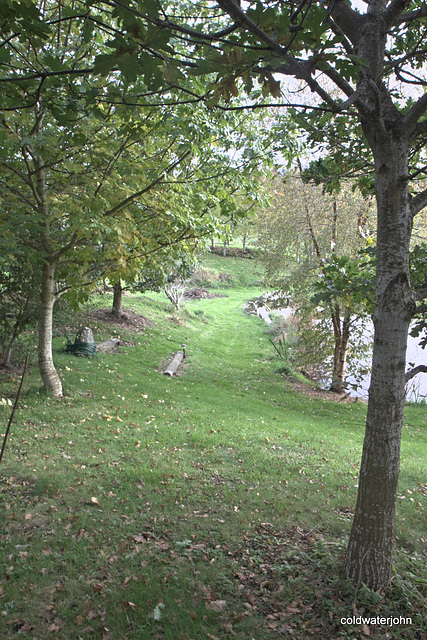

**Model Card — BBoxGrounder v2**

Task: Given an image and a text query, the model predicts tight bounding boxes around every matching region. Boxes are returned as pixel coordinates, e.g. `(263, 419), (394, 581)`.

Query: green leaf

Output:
(117, 52), (140, 82)
(93, 53), (117, 76)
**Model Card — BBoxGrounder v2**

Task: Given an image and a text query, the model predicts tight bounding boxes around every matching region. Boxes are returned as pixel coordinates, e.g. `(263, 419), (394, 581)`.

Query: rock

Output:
(75, 326), (94, 343)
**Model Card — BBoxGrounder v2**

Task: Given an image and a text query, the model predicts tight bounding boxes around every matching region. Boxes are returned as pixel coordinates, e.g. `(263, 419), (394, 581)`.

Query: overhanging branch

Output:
(405, 364), (427, 383)
(103, 149), (191, 218)
(410, 187), (427, 218)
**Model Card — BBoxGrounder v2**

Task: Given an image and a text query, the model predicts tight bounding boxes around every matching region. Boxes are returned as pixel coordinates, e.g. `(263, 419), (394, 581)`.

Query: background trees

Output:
(256, 171), (375, 393)
(0, 0), (270, 393)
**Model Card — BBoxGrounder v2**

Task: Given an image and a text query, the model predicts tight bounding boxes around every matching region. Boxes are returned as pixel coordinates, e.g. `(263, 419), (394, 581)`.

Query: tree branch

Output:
(410, 187), (427, 218)
(214, 0), (339, 109)
(94, 134), (132, 197)
(327, 0), (363, 46)
(405, 364), (427, 383)
(105, 0), (238, 42)
(320, 63), (358, 101)
(0, 158), (31, 185)
(103, 149), (191, 218)
(414, 284), (427, 303)
(404, 93), (427, 133)
(50, 233), (79, 263)
(0, 178), (38, 211)
(384, 0), (420, 27)
(394, 8), (427, 24)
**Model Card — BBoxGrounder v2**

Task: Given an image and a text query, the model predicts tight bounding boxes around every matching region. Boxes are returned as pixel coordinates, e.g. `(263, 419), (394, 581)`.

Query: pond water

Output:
(344, 320), (427, 403)
(258, 303), (427, 403)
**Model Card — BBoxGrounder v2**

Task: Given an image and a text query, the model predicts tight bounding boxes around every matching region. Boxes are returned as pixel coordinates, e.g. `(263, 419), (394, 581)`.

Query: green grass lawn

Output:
(0, 252), (426, 639)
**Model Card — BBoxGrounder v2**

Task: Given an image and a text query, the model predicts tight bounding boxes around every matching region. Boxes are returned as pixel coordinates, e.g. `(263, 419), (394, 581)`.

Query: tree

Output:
(257, 171), (375, 393)
(0, 97), (199, 395)
(0, 1), (270, 396)
(77, 0), (427, 589)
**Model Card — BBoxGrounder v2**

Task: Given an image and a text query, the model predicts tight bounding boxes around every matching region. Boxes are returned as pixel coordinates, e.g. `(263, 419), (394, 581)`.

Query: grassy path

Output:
(0, 274), (426, 639)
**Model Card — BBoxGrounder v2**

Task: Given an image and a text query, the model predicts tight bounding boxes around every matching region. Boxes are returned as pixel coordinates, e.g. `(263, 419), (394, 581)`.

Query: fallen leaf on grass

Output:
(16, 620), (33, 633)
(205, 600), (227, 612)
(133, 533), (151, 543)
(155, 540), (169, 551)
(152, 602), (165, 621)
(285, 603), (301, 615)
(47, 619), (62, 633)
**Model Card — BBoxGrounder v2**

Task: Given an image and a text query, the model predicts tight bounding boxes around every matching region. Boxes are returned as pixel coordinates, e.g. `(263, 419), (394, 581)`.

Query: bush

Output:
(189, 267), (219, 288)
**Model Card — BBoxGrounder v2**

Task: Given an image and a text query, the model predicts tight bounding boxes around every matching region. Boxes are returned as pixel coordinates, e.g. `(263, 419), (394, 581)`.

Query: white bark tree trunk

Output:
(30, 113), (63, 397)
(38, 260), (63, 396)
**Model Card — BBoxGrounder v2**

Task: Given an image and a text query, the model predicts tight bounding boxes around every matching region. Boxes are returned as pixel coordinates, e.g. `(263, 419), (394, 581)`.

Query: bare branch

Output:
(405, 364), (427, 383)
(410, 187), (427, 218)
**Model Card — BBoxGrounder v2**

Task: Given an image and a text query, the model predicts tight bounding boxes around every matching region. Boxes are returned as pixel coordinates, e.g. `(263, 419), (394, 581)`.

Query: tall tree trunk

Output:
(330, 307), (351, 394)
(30, 114), (63, 398)
(112, 280), (123, 317)
(343, 134), (415, 589)
(38, 261), (63, 397)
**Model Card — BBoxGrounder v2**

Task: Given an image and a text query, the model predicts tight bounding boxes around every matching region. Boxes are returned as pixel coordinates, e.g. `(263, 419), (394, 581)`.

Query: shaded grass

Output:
(0, 254), (426, 639)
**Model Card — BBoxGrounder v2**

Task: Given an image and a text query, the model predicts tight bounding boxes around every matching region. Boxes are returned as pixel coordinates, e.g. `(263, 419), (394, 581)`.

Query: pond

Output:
(345, 320), (427, 403)
(257, 301), (427, 403)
